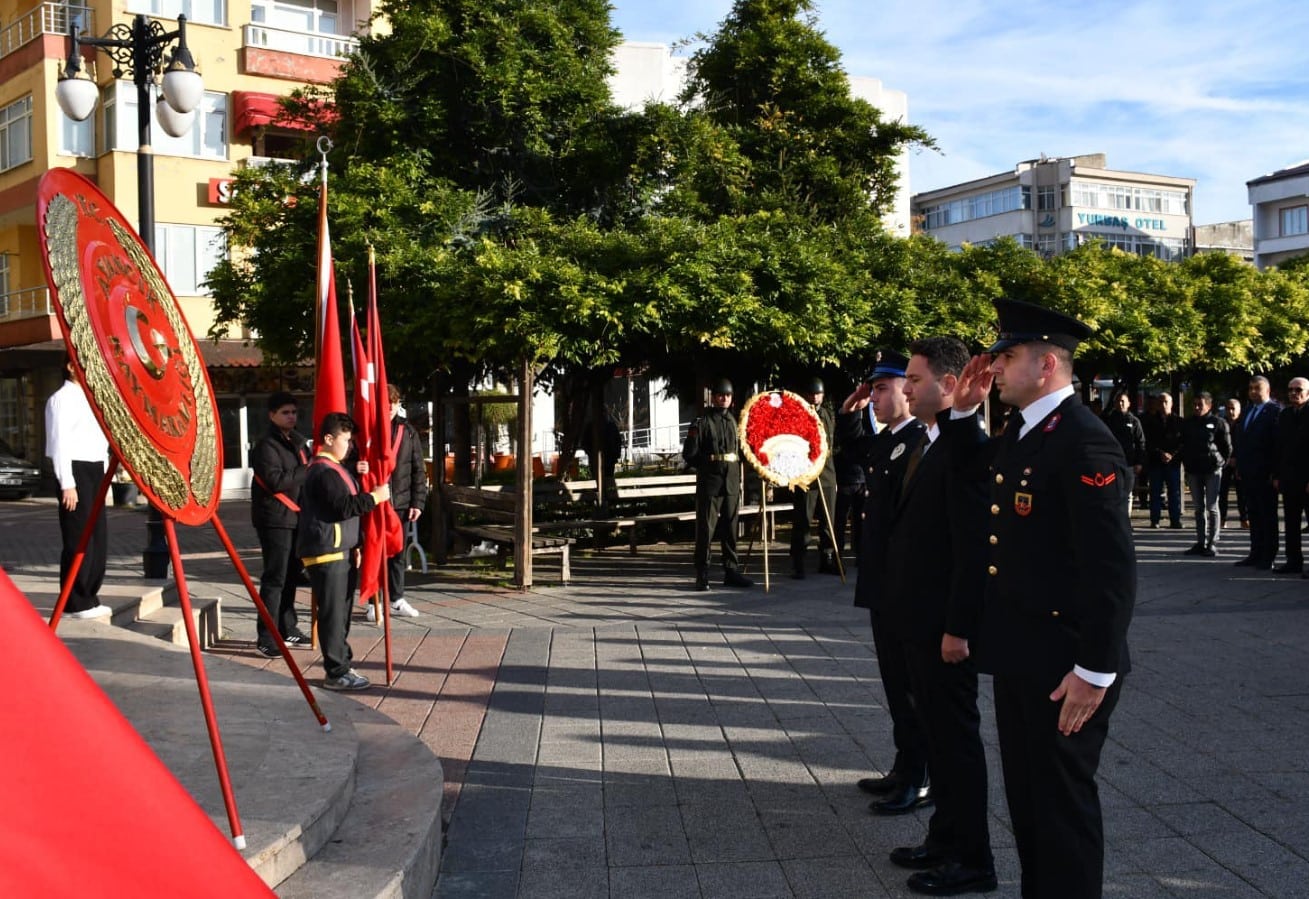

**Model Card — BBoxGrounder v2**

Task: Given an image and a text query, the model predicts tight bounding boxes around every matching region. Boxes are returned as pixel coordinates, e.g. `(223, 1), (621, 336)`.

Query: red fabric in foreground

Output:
(0, 567), (273, 897)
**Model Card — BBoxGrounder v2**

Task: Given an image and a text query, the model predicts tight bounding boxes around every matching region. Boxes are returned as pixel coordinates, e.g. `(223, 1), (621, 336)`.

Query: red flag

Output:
(357, 247), (403, 603)
(313, 169), (347, 445)
(348, 286), (372, 465)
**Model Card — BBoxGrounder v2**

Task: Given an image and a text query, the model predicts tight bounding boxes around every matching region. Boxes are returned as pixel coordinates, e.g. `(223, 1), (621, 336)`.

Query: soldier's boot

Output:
(724, 569), (753, 588)
(818, 550), (840, 574)
(791, 555), (806, 579)
(695, 569), (711, 592)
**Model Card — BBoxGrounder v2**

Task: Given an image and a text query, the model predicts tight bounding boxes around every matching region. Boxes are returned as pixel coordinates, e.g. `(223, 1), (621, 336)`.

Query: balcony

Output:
(242, 24), (357, 61)
(0, 287), (52, 324)
(0, 4), (93, 61)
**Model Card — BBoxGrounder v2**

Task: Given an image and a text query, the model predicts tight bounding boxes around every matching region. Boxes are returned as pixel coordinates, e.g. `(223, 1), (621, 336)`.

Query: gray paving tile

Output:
(681, 801), (773, 863)
(608, 865), (701, 899)
(697, 860), (793, 899)
(434, 870), (518, 899)
(781, 855), (888, 898)
(606, 804), (692, 866)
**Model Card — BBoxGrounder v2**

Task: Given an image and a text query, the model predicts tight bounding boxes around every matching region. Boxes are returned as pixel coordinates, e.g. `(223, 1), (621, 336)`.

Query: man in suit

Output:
(838, 352), (932, 816)
(1272, 377), (1309, 574)
(1234, 376), (1280, 570)
(882, 337), (995, 896)
(949, 299), (1135, 899)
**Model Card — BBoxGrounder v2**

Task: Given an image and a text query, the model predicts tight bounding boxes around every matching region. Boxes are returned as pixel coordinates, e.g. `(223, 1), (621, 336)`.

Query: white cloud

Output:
(612, 0), (1309, 223)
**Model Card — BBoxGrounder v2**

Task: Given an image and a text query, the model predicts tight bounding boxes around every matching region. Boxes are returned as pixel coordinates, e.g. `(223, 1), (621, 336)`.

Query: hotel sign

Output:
(1076, 213), (1169, 232)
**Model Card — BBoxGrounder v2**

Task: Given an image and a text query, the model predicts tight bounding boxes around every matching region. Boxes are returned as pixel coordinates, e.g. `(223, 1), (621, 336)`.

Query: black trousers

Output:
(59, 460), (107, 613)
(903, 641), (992, 870)
(834, 485), (865, 559)
(694, 489), (740, 572)
(1281, 485), (1308, 568)
(790, 479), (835, 566)
(306, 558), (354, 679)
(1218, 466), (1245, 524)
(255, 526), (302, 643)
(1244, 477), (1279, 565)
(870, 610), (927, 785)
(993, 675), (1123, 899)
(386, 548), (406, 601)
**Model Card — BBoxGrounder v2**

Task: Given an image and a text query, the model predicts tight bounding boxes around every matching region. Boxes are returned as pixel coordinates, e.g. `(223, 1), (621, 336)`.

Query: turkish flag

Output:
(312, 173), (347, 446)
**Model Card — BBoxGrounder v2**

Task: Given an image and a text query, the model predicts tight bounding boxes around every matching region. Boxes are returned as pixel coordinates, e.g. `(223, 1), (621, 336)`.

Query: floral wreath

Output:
(738, 390), (829, 489)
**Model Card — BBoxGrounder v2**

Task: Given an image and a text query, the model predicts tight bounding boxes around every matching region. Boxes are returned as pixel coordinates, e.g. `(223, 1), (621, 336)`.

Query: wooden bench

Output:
(439, 483), (573, 584)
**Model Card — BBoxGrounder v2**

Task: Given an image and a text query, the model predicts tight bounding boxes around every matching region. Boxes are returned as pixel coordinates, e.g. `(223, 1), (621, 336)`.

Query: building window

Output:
(106, 83), (227, 160)
(154, 224), (226, 295)
(60, 109), (95, 158)
(0, 254), (9, 297)
(1069, 181), (1189, 215)
(129, 0), (226, 26)
(921, 186), (1027, 230)
(1037, 186), (1056, 210)
(0, 96), (33, 173)
(251, 0), (339, 35)
(1036, 234), (1057, 256)
(1280, 205), (1308, 237)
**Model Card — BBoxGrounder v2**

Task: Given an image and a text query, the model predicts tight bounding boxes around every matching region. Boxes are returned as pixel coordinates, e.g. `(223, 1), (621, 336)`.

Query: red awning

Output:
(232, 90), (334, 135)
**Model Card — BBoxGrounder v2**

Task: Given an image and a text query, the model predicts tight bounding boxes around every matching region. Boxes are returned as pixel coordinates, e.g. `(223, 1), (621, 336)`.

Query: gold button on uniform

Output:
(989, 535), (998, 545)
(1051, 610), (1060, 617)
(995, 473), (1004, 484)
(988, 565), (998, 575)
(991, 504), (1000, 515)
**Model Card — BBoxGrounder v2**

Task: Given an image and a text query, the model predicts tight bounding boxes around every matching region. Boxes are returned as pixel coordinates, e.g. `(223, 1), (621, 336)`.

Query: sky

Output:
(609, 0), (1309, 225)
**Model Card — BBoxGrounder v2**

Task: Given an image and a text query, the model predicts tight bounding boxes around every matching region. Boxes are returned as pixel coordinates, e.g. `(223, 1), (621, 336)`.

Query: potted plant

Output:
(111, 468), (139, 506)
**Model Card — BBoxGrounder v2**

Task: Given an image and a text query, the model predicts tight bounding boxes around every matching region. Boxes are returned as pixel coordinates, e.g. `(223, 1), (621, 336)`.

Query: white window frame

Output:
(1280, 205), (1308, 238)
(128, 0), (226, 27)
(59, 107), (95, 158)
(1037, 185), (1056, 210)
(251, 0), (340, 35)
(153, 223), (226, 296)
(0, 96), (33, 173)
(105, 82), (227, 161)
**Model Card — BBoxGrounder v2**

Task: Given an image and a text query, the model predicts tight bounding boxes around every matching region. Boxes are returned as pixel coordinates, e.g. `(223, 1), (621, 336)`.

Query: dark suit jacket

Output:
(1235, 401), (1279, 481)
(946, 395), (1135, 689)
(1274, 403), (1309, 487)
(880, 413), (989, 646)
(843, 416), (926, 610)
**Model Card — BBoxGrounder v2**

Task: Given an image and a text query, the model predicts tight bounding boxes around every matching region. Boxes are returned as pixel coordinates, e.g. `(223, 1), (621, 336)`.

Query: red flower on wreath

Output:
(738, 390), (829, 489)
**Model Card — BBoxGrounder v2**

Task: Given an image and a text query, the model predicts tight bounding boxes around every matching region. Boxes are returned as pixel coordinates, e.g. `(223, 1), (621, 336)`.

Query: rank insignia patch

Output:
(1080, 472), (1117, 488)
(890, 442), (906, 460)
(1043, 413), (1061, 432)
(1014, 492), (1033, 516)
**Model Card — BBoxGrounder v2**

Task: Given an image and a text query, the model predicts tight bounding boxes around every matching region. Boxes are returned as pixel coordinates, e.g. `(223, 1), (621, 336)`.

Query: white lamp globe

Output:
(161, 66), (203, 114)
(155, 95), (195, 138)
(55, 73), (98, 122)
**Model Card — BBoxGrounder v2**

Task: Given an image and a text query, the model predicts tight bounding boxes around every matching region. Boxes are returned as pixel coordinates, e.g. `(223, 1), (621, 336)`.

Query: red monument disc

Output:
(36, 168), (222, 525)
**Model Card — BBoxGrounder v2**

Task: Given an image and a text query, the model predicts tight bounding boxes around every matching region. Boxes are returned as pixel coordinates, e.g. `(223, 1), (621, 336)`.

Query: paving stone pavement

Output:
(4, 497), (1308, 898)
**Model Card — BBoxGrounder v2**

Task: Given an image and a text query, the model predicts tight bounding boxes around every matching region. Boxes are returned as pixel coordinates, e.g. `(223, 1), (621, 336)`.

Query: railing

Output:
(243, 24), (357, 60)
(0, 4), (93, 60)
(0, 287), (53, 323)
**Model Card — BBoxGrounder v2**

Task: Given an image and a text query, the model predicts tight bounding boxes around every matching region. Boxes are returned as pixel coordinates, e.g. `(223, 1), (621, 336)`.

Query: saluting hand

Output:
(1050, 671), (1107, 736)
(954, 354), (995, 411)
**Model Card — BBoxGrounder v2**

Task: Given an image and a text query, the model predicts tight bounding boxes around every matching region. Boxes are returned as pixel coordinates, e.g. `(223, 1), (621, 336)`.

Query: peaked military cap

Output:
(865, 349), (908, 382)
(987, 298), (1092, 354)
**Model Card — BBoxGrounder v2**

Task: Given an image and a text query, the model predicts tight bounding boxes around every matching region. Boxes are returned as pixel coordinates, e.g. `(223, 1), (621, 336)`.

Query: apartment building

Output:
(0, 0), (374, 485)
(1247, 160), (1309, 270)
(912, 153), (1195, 261)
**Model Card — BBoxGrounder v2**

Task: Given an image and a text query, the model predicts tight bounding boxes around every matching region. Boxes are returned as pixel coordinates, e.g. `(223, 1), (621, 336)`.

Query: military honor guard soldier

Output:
(790, 376), (839, 578)
(682, 378), (754, 592)
(947, 298), (1135, 899)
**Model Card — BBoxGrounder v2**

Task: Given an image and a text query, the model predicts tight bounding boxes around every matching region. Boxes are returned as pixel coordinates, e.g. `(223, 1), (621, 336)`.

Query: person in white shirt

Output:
(45, 359), (111, 620)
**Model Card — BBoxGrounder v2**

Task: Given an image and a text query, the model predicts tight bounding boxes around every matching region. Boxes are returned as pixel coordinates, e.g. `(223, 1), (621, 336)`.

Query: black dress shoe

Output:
(890, 843), (948, 870)
(1183, 544), (1204, 556)
(694, 572), (710, 591)
(1233, 557), (1256, 567)
(1274, 563), (1303, 574)
(723, 569), (753, 588)
(857, 773), (904, 795)
(1201, 547), (1217, 557)
(873, 782), (933, 816)
(907, 862), (998, 895)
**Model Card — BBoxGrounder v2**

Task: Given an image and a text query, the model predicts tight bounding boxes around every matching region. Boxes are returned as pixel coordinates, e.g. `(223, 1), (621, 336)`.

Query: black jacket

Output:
(1275, 403), (1309, 487)
(295, 454), (376, 561)
(1180, 413), (1231, 475)
(683, 408), (741, 498)
(251, 427), (310, 530)
(1103, 409), (1146, 468)
(1235, 401), (1279, 480)
(388, 416), (429, 513)
(948, 396), (1135, 688)
(1141, 410), (1183, 467)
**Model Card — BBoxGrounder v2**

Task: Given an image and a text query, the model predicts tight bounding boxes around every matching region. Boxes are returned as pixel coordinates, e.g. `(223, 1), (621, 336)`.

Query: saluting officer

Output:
(947, 298), (1135, 899)
(683, 378), (754, 592)
(837, 351), (932, 814)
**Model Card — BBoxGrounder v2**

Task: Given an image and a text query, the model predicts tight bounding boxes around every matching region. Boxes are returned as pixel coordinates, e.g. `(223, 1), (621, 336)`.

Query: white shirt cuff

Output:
(950, 406), (980, 419)
(1073, 665), (1117, 688)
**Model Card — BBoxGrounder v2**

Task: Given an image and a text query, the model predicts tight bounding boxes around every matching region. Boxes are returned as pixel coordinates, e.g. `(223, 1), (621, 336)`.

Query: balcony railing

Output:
(0, 288), (53, 324)
(243, 24), (357, 60)
(0, 4), (93, 60)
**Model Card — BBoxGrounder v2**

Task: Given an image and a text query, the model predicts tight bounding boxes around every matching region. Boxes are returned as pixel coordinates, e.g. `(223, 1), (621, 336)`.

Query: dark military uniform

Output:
(790, 403), (838, 575)
(838, 410), (930, 800)
(683, 406), (746, 587)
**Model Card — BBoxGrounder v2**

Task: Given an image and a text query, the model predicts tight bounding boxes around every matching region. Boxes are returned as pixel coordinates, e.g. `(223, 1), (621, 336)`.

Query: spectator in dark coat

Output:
(1180, 392), (1231, 556)
(1219, 397), (1246, 527)
(1102, 390), (1146, 513)
(1234, 376), (1280, 569)
(1272, 377), (1309, 574)
(370, 384), (428, 621)
(1141, 393), (1184, 528)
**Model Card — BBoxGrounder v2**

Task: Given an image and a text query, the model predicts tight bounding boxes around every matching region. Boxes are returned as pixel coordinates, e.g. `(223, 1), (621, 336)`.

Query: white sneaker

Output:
(365, 603), (378, 623)
(391, 598), (419, 618)
(68, 604), (112, 620)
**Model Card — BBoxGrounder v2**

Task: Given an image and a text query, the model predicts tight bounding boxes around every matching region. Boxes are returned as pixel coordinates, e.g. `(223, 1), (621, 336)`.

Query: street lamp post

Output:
(56, 14), (203, 579)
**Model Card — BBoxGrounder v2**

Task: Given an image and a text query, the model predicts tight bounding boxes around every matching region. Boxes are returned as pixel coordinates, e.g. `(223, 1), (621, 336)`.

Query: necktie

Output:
(901, 432), (929, 490)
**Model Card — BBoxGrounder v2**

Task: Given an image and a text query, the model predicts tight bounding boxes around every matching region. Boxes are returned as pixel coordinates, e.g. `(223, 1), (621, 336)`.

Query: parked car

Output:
(0, 438), (41, 500)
